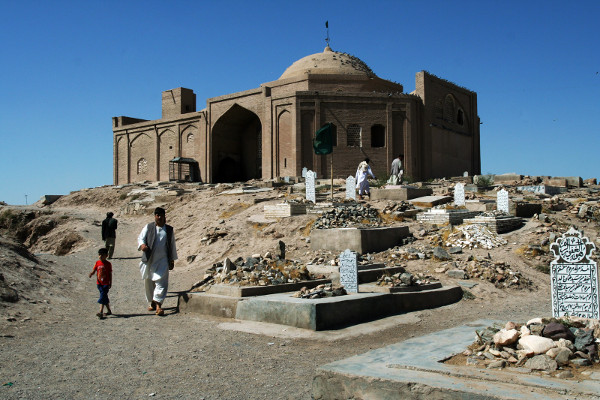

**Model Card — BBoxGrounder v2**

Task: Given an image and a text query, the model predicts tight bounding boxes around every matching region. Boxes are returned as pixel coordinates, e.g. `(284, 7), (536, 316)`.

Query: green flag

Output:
(313, 123), (333, 155)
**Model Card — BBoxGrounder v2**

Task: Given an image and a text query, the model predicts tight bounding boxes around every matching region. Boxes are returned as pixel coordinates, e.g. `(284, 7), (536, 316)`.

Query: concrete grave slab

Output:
(408, 195), (452, 208)
(235, 285), (462, 330)
(310, 226), (410, 254)
(313, 319), (600, 399)
(370, 186), (433, 201)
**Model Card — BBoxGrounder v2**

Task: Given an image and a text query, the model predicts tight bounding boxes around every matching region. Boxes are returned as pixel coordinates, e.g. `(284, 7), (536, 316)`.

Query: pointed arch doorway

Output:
(211, 104), (262, 183)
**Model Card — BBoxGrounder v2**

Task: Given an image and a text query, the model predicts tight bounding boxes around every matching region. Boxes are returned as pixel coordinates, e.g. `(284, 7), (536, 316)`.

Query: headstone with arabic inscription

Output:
(345, 176), (356, 200)
(301, 167), (307, 178)
(497, 189), (509, 214)
(454, 183), (465, 206)
(339, 249), (358, 293)
(305, 170), (316, 203)
(550, 227), (598, 319)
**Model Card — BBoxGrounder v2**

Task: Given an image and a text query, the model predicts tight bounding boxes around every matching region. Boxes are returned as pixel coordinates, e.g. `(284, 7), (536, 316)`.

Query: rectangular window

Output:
(347, 124), (361, 147)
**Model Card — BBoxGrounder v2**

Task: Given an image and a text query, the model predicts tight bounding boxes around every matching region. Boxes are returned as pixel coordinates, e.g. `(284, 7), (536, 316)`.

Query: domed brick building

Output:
(112, 45), (480, 184)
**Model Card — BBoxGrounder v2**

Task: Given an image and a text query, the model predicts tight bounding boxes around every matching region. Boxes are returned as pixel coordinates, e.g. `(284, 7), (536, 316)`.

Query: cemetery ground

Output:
(0, 179), (599, 399)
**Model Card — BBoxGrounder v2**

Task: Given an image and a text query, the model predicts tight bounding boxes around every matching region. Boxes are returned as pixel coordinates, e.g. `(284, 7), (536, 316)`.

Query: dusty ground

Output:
(0, 180), (598, 399)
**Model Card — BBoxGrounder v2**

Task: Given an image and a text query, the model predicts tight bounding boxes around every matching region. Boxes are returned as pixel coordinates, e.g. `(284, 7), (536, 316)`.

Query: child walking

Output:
(89, 248), (112, 318)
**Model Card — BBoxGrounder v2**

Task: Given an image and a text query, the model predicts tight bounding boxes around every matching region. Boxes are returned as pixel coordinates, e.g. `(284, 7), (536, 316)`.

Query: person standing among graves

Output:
(355, 158), (376, 200)
(137, 207), (177, 316)
(101, 212), (118, 259)
(387, 154), (404, 185)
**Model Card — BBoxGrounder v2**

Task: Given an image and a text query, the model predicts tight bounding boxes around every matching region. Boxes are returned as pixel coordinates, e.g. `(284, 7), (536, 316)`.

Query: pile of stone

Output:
(292, 284), (347, 299)
(445, 224), (507, 249)
(577, 203), (600, 222)
(462, 317), (600, 378)
(461, 260), (533, 289)
(381, 201), (416, 215)
(375, 271), (438, 287)
(192, 255), (319, 290)
(312, 204), (381, 229)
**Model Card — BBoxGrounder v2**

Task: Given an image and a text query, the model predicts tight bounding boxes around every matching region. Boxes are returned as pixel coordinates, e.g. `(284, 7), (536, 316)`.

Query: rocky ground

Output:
(0, 177), (599, 399)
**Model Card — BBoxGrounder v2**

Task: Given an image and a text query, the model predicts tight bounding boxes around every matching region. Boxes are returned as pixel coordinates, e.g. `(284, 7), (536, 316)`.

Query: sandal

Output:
(105, 310), (112, 316)
(147, 301), (157, 312)
(155, 308), (164, 316)
(96, 312), (105, 319)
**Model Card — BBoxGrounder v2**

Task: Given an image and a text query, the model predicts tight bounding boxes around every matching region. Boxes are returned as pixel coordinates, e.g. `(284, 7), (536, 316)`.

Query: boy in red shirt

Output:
(89, 248), (113, 318)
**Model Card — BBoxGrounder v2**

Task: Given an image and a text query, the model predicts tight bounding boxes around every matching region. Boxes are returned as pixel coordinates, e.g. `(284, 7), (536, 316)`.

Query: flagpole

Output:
(330, 153), (333, 202)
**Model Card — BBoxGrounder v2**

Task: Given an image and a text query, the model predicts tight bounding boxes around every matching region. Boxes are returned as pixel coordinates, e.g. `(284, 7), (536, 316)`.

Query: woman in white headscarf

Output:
(355, 158), (375, 200)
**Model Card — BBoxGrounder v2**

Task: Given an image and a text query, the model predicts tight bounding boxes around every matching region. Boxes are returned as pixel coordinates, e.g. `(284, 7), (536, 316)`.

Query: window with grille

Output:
(137, 158), (148, 175)
(347, 124), (361, 147)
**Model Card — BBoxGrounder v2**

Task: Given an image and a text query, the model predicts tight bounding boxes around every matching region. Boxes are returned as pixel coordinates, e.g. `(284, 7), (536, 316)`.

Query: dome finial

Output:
(324, 20), (330, 48)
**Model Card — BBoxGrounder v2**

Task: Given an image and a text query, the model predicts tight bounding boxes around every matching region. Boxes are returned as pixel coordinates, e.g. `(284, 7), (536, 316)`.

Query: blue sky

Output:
(1, 0), (598, 205)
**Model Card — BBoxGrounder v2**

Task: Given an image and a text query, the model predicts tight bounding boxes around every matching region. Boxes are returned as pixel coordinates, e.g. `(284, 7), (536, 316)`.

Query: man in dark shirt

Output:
(101, 212), (118, 259)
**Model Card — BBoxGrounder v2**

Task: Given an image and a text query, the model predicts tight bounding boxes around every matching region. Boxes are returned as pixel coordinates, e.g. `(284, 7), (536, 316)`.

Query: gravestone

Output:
(339, 249), (358, 293)
(463, 171), (469, 177)
(345, 176), (356, 200)
(454, 183), (465, 206)
(550, 227), (598, 319)
(284, 176), (290, 183)
(305, 170), (316, 203)
(302, 167), (307, 178)
(497, 189), (509, 214)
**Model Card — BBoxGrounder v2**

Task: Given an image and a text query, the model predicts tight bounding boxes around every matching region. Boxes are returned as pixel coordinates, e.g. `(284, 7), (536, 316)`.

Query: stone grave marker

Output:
(550, 227), (598, 319)
(345, 176), (356, 200)
(305, 170), (316, 203)
(301, 167), (307, 178)
(463, 171), (469, 177)
(339, 249), (358, 293)
(284, 176), (290, 183)
(497, 189), (509, 214)
(454, 183), (465, 206)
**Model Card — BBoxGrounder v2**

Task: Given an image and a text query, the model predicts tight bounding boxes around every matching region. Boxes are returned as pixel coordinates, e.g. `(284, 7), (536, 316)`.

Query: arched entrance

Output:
(211, 104), (262, 183)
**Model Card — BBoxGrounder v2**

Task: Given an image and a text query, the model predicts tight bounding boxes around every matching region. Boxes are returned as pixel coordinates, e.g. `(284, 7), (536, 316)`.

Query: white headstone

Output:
(454, 183), (465, 206)
(550, 227), (598, 319)
(463, 171), (469, 177)
(284, 176), (290, 183)
(301, 167), (307, 178)
(345, 176), (356, 200)
(497, 189), (509, 214)
(339, 249), (358, 293)
(305, 170), (316, 203)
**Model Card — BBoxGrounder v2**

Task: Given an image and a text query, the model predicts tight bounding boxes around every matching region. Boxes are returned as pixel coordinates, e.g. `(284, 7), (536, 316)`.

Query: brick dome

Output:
(279, 45), (376, 80)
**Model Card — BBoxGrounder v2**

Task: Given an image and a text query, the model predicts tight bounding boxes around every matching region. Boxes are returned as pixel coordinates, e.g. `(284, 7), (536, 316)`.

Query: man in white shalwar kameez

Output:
(355, 158), (376, 200)
(138, 207), (177, 316)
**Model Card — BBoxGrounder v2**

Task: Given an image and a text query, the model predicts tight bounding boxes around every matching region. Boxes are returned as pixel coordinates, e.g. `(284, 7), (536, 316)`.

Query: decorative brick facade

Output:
(113, 47), (480, 184)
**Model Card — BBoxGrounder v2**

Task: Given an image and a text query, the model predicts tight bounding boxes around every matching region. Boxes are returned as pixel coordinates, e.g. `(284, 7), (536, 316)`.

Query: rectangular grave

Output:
(416, 209), (480, 225)
(462, 215), (523, 233)
(408, 195), (452, 208)
(310, 226), (410, 254)
(263, 202), (307, 218)
(370, 187), (433, 201)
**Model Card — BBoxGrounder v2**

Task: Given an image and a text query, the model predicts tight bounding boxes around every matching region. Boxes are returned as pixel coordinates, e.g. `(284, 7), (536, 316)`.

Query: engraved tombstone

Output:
(339, 249), (358, 293)
(301, 167), (307, 178)
(454, 183), (465, 206)
(550, 227), (598, 319)
(284, 176), (290, 183)
(497, 189), (509, 214)
(345, 176), (356, 200)
(305, 170), (316, 203)
(463, 171), (469, 177)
